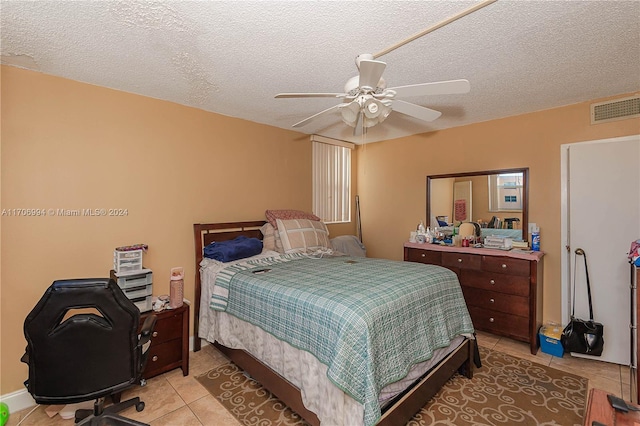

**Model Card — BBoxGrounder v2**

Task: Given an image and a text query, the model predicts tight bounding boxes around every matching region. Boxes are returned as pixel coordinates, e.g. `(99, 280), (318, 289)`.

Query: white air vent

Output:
(591, 95), (640, 124)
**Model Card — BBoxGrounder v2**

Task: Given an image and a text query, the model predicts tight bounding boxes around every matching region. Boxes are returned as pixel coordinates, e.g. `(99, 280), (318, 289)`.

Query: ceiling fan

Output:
(275, 0), (496, 136)
(276, 55), (470, 136)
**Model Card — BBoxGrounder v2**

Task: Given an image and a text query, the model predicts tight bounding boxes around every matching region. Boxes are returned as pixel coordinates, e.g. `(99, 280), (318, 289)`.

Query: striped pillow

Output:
(265, 209), (321, 229)
(276, 219), (331, 254)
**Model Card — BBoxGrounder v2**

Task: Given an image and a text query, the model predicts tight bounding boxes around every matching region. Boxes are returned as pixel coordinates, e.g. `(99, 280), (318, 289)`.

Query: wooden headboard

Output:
(192, 221), (266, 351)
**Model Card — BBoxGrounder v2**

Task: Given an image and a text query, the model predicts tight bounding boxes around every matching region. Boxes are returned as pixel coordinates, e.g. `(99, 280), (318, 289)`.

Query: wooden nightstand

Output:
(140, 303), (189, 379)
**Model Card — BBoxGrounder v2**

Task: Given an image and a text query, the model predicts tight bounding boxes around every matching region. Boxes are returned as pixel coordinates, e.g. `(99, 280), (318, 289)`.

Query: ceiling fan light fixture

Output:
(379, 106), (392, 122)
(340, 101), (361, 127)
(363, 98), (392, 127)
(364, 99), (379, 118)
(379, 100), (392, 120)
(338, 97), (393, 128)
(363, 117), (376, 128)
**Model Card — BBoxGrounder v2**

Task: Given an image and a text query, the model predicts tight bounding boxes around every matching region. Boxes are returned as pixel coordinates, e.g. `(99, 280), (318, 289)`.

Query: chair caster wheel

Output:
(139, 378), (147, 387)
(136, 401), (145, 412)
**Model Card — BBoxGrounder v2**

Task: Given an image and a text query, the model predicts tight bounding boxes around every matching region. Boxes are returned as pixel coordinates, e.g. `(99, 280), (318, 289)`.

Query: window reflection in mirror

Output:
(427, 168), (529, 242)
(488, 173), (523, 212)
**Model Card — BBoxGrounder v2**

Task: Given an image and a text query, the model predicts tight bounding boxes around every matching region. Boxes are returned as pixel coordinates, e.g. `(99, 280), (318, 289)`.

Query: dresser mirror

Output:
(426, 168), (529, 241)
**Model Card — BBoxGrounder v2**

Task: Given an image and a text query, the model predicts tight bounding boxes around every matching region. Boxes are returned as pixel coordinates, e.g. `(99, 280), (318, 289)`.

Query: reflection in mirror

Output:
(427, 168), (529, 242)
(488, 173), (524, 212)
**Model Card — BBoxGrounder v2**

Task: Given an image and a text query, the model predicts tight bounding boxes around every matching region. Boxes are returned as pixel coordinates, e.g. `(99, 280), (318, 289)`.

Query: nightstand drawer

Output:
(145, 339), (182, 376)
(442, 252), (481, 271)
(405, 247), (441, 264)
(468, 306), (529, 340)
(461, 270), (530, 297)
(462, 286), (529, 317)
(482, 256), (530, 277)
(148, 310), (183, 345)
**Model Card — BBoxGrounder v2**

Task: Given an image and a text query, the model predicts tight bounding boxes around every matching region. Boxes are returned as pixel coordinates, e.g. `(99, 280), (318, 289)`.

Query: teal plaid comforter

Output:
(211, 254), (474, 426)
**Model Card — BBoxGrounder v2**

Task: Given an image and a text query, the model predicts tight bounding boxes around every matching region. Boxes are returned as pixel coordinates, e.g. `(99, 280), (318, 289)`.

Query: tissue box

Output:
(539, 324), (564, 357)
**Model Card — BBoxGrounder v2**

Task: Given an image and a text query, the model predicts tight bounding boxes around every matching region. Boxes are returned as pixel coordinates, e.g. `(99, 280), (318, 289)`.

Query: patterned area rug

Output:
(195, 346), (587, 426)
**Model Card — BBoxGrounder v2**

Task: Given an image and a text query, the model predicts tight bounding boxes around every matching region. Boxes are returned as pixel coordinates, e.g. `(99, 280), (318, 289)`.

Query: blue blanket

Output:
(204, 236), (263, 262)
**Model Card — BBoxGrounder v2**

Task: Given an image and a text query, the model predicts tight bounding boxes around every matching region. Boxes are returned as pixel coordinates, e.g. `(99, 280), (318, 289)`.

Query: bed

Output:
(193, 220), (477, 426)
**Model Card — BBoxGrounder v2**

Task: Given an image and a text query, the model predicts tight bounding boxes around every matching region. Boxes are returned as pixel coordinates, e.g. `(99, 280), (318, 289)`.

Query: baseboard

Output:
(1, 388), (36, 414)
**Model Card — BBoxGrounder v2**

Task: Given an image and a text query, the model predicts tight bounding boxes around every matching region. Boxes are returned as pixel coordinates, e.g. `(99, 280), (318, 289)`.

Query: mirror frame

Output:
(426, 167), (530, 242)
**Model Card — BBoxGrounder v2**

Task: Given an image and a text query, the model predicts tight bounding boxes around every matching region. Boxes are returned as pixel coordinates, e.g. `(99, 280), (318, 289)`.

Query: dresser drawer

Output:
(461, 270), (530, 297)
(442, 252), (481, 271)
(468, 306), (529, 341)
(405, 247), (441, 265)
(461, 286), (529, 317)
(482, 256), (530, 277)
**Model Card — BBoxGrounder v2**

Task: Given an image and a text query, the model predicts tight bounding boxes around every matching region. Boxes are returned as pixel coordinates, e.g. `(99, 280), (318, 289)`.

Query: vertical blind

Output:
(312, 140), (351, 223)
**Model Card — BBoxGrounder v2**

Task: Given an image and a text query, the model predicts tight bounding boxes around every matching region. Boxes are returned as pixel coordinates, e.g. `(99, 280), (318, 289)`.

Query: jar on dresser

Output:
(404, 242), (544, 355)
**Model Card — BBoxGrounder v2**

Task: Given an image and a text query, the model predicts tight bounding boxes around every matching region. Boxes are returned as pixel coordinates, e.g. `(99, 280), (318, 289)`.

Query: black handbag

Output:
(561, 248), (604, 356)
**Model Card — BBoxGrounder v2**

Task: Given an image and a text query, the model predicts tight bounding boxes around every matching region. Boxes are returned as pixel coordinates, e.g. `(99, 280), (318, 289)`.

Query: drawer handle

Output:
(152, 355), (158, 362)
(501, 264), (507, 269)
(457, 258), (463, 263)
(489, 318), (495, 323)
(152, 331), (158, 338)
(490, 279), (495, 285)
(421, 253), (426, 257)
(489, 298), (495, 303)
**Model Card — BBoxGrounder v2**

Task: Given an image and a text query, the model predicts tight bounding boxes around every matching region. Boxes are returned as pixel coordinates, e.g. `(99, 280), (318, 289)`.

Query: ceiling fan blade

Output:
(358, 59), (386, 89)
(388, 79), (470, 98)
(392, 100), (442, 122)
(275, 92), (346, 99)
(292, 103), (347, 128)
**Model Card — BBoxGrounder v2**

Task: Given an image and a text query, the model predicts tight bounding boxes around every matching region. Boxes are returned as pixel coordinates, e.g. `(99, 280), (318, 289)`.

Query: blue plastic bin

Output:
(539, 331), (564, 357)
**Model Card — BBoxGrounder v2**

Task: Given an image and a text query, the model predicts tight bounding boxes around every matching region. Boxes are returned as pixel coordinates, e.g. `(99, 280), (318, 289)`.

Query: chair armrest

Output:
(139, 314), (157, 348)
(136, 314), (158, 376)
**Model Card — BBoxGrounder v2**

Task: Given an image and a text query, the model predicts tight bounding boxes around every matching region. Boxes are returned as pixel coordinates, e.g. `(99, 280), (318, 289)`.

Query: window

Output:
(488, 172), (523, 212)
(311, 135), (353, 223)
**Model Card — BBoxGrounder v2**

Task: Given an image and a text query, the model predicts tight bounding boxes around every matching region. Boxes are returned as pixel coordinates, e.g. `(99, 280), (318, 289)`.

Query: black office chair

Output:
(21, 278), (157, 425)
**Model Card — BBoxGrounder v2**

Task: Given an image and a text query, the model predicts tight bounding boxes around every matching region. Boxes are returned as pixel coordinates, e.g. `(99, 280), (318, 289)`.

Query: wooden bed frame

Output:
(193, 221), (475, 426)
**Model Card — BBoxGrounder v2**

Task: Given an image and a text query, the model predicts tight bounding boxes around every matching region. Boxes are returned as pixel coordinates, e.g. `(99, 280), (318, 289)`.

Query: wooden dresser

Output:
(404, 242), (544, 354)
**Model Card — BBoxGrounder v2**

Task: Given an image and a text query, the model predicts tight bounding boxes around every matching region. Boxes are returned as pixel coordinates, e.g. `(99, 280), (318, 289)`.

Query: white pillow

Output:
(276, 219), (331, 254)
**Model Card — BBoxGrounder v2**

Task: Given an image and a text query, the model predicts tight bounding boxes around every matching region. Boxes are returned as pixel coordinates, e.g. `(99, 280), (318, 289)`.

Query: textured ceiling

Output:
(2, 1), (639, 144)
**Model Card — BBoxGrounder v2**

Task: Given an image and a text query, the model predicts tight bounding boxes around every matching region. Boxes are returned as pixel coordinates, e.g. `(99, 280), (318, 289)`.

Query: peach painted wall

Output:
(2, 64), (638, 398)
(356, 92), (639, 334)
(0, 66), (356, 394)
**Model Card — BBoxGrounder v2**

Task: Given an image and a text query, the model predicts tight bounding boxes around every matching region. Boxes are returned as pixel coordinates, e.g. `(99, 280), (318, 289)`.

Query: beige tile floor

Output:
(8, 332), (633, 425)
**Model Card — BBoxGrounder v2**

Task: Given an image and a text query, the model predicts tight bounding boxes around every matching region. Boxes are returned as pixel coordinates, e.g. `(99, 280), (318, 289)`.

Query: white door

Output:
(562, 135), (640, 365)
